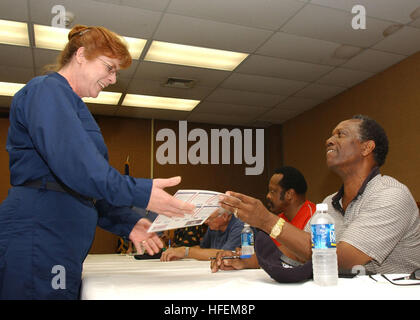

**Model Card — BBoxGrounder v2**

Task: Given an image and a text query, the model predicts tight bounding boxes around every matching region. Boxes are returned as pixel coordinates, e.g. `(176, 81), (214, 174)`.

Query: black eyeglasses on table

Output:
(369, 269), (420, 286)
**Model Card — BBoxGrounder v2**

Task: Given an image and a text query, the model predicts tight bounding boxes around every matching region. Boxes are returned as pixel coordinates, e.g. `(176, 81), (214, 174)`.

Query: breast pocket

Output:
(78, 110), (101, 133)
(77, 110), (108, 156)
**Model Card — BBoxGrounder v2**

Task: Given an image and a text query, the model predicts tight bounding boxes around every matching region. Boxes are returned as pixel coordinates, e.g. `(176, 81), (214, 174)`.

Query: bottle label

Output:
(311, 224), (336, 249)
(241, 232), (254, 258)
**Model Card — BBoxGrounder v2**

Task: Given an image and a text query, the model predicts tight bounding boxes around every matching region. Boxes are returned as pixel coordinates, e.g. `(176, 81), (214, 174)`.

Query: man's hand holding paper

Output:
(148, 189), (241, 232)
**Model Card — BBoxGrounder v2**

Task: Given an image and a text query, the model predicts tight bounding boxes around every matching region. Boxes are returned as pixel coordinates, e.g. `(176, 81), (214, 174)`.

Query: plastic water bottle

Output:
(240, 224), (254, 258)
(310, 203), (338, 286)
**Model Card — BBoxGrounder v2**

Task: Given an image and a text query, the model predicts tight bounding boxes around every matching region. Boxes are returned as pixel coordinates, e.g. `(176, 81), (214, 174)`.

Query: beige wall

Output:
(153, 120), (275, 205)
(282, 51), (420, 204)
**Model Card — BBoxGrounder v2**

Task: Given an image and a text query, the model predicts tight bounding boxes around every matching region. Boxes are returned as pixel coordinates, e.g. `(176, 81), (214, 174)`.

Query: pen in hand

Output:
(209, 256), (240, 260)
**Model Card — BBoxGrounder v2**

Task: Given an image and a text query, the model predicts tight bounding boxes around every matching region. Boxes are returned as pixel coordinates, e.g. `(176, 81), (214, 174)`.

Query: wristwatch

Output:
(270, 217), (285, 239)
(184, 246), (189, 257)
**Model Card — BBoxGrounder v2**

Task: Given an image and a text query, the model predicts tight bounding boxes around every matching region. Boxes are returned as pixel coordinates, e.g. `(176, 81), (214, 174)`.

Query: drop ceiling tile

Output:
(237, 55), (334, 82)
(281, 4), (393, 47)
(293, 83), (347, 100)
(153, 13), (272, 53)
(166, 0), (305, 30)
(115, 105), (189, 121)
(256, 32), (347, 66)
(119, 0), (171, 12)
(206, 88), (286, 108)
(33, 48), (60, 71)
(0, 66), (34, 83)
(409, 18), (420, 29)
(193, 102), (270, 117)
(316, 67), (374, 87)
(107, 77), (130, 93)
(0, 0), (28, 21)
(29, 0), (162, 38)
(187, 112), (254, 126)
(127, 78), (212, 99)
(311, 0), (420, 25)
(92, 0), (120, 5)
(118, 61), (140, 79)
(342, 49), (407, 73)
(372, 26), (420, 56)
(256, 106), (306, 124)
(248, 120), (273, 128)
(277, 96), (324, 110)
(134, 61), (231, 87)
(0, 45), (33, 68)
(221, 73), (308, 95)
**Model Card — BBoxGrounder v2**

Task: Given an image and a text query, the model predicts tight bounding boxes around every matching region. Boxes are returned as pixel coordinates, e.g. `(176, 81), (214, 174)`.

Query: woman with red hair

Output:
(0, 25), (194, 299)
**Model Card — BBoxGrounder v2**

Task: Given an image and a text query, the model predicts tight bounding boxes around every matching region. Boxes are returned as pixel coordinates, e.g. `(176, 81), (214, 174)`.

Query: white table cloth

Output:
(81, 254), (419, 300)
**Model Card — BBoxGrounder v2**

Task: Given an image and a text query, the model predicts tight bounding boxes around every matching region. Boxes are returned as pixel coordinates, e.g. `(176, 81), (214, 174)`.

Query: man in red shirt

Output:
(211, 166), (314, 272)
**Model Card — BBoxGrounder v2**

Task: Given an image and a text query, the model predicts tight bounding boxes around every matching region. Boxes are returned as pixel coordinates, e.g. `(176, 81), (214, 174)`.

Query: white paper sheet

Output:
(147, 189), (224, 232)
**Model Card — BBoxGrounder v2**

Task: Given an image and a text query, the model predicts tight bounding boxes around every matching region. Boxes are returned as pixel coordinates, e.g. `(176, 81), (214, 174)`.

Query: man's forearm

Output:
(242, 254), (260, 269)
(263, 215), (312, 262)
(186, 246), (224, 261)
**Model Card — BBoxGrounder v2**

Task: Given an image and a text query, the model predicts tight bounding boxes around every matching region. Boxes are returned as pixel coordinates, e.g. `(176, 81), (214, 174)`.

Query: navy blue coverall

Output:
(0, 72), (152, 299)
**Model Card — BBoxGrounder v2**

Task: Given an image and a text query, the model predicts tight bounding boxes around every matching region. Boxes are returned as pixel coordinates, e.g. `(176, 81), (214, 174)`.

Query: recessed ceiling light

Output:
(82, 91), (122, 105)
(0, 19), (29, 47)
(34, 24), (68, 50)
(144, 41), (248, 71)
(33, 24), (146, 59)
(122, 36), (147, 60)
(122, 94), (200, 111)
(0, 82), (25, 96)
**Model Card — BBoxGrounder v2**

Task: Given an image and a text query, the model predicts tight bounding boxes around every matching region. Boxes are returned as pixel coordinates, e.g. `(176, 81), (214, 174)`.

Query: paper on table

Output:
(147, 189), (226, 232)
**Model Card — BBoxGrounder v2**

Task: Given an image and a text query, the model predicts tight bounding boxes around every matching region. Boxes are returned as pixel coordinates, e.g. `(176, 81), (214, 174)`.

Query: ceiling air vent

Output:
(163, 77), (196, 89)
